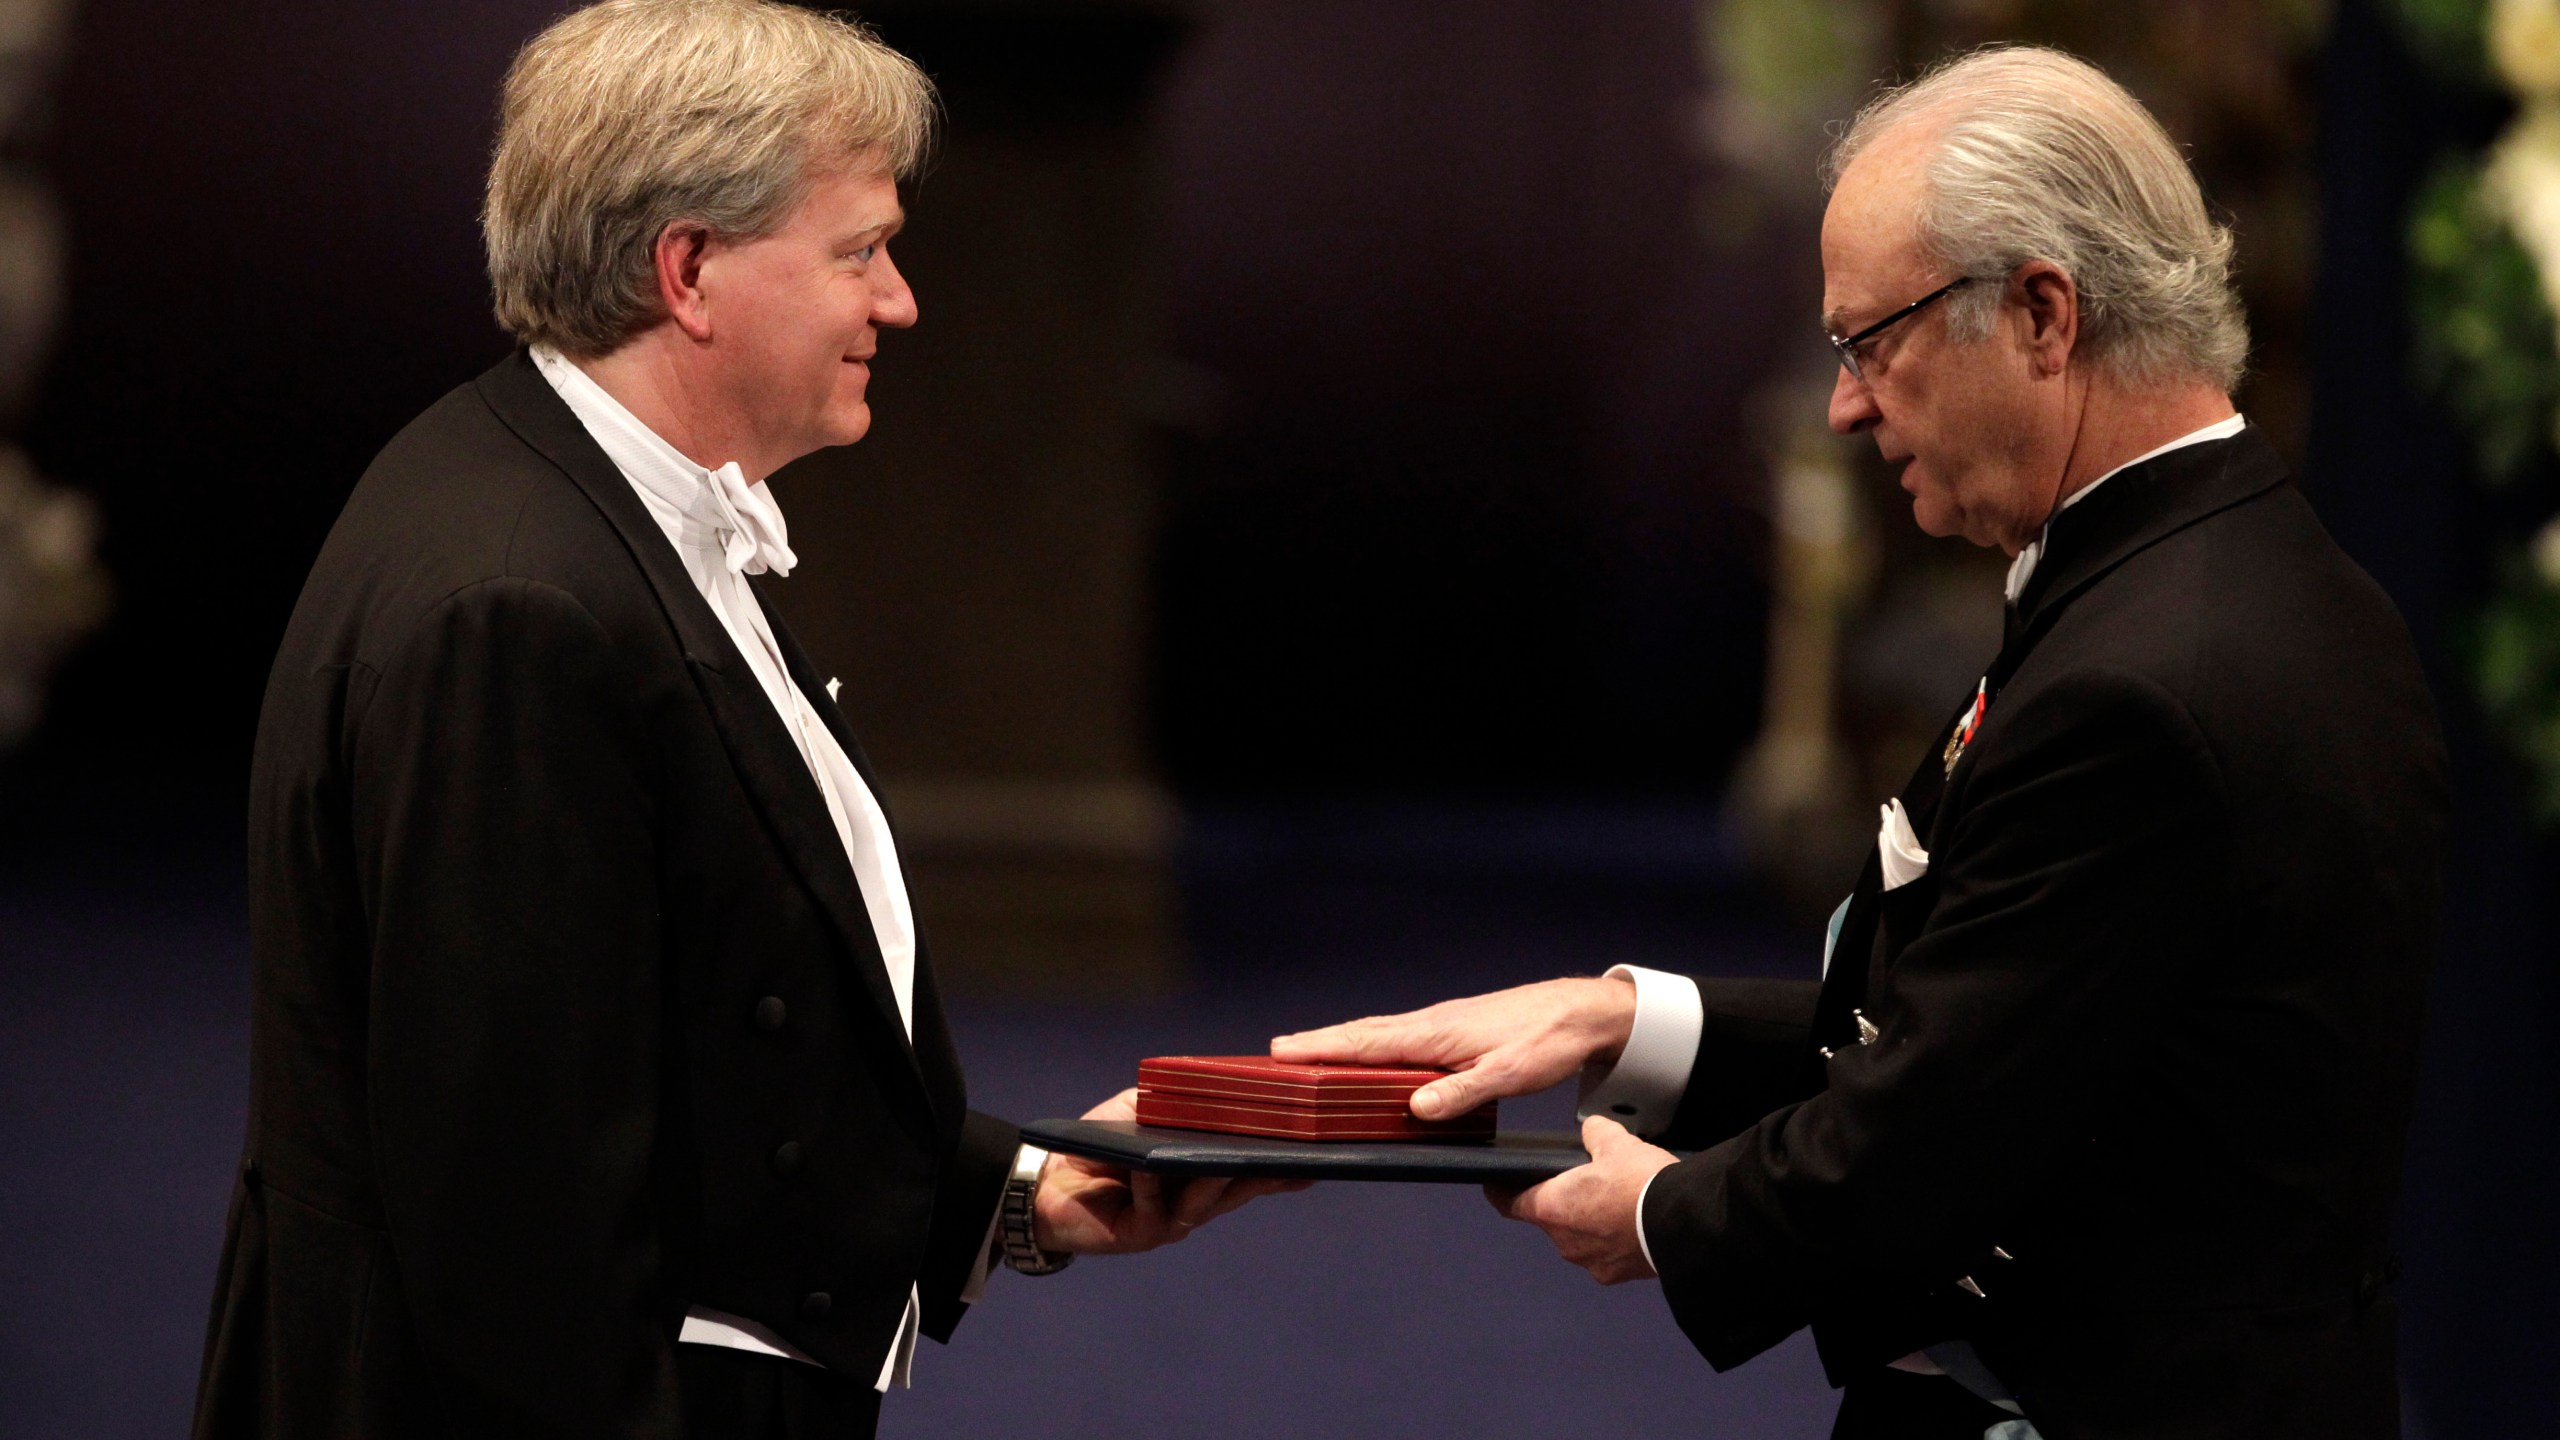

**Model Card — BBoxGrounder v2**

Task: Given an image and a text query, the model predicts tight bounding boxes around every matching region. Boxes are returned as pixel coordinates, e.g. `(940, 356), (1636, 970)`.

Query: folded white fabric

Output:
(705, 460), (799, 577)
(1877, 798), (1929, 890)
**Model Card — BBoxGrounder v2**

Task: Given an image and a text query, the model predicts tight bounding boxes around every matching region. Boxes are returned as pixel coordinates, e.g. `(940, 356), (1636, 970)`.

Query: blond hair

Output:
(1825, 46), (2248, 391)
(484, 0), (935, 356)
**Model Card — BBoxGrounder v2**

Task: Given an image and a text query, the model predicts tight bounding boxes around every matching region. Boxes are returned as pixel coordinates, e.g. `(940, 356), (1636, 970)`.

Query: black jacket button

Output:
(801, 1291), (831, 1321)
(754, 996), (786, 1031)
(771, 1141), (803, 1177)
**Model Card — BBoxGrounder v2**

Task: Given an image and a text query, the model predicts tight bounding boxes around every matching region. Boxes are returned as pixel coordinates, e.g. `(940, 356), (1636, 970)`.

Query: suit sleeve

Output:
(917, 1109), (1020, 1342)
(1643, 669), (2224, 1370)
(350, 576), (680, 1437)
(1656, 977), (1823, 1152)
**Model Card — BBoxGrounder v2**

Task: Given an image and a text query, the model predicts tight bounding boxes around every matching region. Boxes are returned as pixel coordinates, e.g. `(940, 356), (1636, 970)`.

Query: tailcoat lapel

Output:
(473, 351), (934, 1118)
(1803, 720), (1955, 1085)
(2005, 426), (2288, 655)
(753, 575), (971, 1136)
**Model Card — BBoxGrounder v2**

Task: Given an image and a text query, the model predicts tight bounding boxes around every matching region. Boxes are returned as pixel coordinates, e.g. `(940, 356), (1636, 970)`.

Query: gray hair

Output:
(484, 0), (936, 357)
(1823, 46), (2247, 391)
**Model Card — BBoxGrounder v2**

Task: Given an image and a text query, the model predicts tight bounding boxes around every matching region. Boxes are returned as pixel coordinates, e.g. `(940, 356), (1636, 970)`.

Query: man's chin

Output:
(1909, 494), (1960, 541)
(825, 402), (875, 448)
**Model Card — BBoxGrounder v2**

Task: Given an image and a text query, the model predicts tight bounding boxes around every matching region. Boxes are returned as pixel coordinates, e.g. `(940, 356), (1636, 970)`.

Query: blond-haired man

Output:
(1279, 47), (2445, 1439)
(195, 5), (1287, 1436)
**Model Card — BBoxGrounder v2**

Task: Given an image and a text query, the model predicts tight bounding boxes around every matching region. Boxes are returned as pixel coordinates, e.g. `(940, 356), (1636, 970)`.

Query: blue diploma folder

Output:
(1019, 1118), (1598, 1185)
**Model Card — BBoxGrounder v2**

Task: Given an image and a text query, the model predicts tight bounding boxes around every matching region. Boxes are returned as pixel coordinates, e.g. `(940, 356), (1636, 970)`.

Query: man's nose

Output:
(873, 250), (919, 330)
(1828, 364), (1879, 436)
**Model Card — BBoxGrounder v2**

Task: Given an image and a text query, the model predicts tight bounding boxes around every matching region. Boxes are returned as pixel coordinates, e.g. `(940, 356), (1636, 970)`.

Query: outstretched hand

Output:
(1486, 1114), (1679, 1285)
(1269, 976), (1639, 1121)
(1032, 1088), (1312, 1255)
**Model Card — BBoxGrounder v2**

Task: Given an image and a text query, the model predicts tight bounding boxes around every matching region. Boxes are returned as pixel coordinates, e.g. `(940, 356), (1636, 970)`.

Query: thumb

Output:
(1082, 1087), (1140, 1122)
(1580, 1112), (1636, 1153)
(1413, 1060), (1502, 1121)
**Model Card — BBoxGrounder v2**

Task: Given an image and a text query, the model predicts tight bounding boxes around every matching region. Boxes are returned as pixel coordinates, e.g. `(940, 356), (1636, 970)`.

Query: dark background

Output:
(2, 1), (2552, 1436)
(5, 0), (1793, 824)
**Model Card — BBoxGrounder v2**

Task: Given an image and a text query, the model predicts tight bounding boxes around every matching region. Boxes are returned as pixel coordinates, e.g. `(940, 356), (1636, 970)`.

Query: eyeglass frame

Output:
(1827, 275), (1974, 384)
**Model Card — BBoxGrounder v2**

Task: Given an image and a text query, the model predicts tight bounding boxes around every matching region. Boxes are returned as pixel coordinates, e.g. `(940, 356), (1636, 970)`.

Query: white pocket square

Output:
(825, 676), (841, 702)
(1878, 798), (1930, 890)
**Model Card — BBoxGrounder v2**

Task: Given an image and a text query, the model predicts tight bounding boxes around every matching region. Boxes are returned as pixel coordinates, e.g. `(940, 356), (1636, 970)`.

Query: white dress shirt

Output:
(1594, 413), (2250, 1275)
(532, 346), (1011, 1391)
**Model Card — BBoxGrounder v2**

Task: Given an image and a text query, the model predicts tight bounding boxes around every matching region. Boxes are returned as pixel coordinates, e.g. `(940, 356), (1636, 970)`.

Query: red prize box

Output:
(1134, 1056), (1496, 1143)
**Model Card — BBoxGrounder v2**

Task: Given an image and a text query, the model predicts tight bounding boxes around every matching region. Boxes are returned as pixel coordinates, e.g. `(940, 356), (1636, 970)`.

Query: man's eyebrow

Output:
(1822, 305), (1854, 336)
(844, 211), (905, 247)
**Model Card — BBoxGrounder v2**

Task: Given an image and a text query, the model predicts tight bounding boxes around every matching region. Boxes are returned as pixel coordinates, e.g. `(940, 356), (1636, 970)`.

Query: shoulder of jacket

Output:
(325, 443), (650, 663)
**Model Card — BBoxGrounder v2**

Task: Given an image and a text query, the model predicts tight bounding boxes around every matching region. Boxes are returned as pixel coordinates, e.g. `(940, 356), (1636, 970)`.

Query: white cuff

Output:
(959, 1143), (1047, 1306)
(873, 1288), (918, 1391)
(1576, 965), (1703, 1140)
(1635, 1164), (1666, 1276)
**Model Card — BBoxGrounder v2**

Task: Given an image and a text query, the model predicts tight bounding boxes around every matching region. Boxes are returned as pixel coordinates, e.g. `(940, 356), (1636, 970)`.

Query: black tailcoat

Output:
(193, 352), (1019, 1439)
(1644, 429), (2447, 1439)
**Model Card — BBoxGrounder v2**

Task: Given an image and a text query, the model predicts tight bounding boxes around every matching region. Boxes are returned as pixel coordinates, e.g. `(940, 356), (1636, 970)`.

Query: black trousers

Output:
(1831, 1368), (2023, 1439)
(675, 1345), (885, 1440)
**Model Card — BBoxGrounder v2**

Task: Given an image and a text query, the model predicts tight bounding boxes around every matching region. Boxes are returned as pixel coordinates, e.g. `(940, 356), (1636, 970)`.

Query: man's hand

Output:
(1270, 976), (1638, 1120)
(1032, 1088), (1311, 1255)
(1487, 1115), (1679, 1284)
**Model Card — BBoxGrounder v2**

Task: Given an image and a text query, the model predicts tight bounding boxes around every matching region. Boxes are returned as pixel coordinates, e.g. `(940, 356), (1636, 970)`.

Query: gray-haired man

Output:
(1279, 46), (2444, 1440)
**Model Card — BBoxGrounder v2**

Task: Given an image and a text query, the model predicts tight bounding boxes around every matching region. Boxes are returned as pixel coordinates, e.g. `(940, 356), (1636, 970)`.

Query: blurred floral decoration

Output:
(2403, 0), (2560, 816)
(1698, 0), (1883, 237)
(0, 0), (104, 757)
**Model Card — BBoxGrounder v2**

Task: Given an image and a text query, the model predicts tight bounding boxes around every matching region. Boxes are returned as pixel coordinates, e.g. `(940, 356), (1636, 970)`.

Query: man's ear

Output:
(652, 221), (717, 342)
(2014, 259), (2079, 377)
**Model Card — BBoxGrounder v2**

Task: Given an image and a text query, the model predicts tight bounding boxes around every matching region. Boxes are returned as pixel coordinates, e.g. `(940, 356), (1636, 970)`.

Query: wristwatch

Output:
(999, 1144), (1073, 1275)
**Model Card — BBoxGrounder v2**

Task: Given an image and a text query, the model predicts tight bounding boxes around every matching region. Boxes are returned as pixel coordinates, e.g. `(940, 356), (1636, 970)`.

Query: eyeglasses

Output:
(1827, 276), (1973, 384)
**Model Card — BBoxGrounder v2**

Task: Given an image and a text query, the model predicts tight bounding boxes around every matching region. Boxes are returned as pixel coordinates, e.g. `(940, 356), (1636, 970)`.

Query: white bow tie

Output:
(703, 462), (798, 577)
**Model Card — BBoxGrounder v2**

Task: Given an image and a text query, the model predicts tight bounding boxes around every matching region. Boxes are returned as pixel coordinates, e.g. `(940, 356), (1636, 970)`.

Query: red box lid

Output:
(1135, 1088), (1496, 1142)
(1138, 1055), (1458, 1107)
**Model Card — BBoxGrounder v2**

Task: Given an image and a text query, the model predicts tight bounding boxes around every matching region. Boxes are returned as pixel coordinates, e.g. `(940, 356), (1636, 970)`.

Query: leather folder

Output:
(1018, 1118), (1600, 1185)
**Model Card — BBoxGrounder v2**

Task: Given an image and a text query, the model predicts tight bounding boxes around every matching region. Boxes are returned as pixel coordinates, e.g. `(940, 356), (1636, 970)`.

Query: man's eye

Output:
(851, 243), (878, 263)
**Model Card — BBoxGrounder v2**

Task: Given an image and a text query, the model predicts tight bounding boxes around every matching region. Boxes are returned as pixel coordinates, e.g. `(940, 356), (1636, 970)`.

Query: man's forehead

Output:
(1820, 148), (1931, 327)
(803, 164), (905, 236)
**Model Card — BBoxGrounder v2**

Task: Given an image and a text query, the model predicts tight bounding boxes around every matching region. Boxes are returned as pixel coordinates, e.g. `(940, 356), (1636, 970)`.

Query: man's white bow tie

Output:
(704, 461), (798, 577)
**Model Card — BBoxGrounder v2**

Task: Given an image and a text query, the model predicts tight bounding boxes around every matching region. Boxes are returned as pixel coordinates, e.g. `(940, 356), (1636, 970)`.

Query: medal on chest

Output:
(1942, 676), (1988, 777)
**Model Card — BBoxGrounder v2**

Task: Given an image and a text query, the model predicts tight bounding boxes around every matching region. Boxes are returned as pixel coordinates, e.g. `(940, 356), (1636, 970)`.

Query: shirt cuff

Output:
(1634, 1164), (1665, 1276)
(1575, 965), (1703, 1140)
(959, 1143), (1045, 1306)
